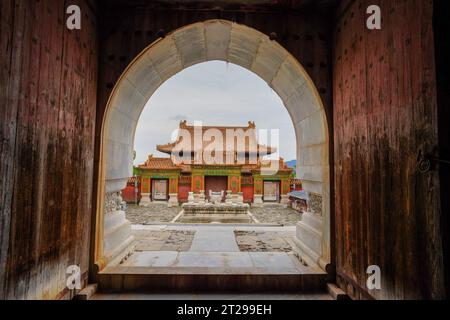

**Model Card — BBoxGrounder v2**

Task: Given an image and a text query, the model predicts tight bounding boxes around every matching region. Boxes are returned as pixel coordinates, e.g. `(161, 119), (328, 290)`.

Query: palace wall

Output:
(0, 0), (98, 299)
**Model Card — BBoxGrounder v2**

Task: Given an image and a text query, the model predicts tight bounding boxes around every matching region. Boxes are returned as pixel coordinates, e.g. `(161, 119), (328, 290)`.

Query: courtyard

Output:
(129, 225), (296, 255)
(99, 222), (326, 295)
(116, 223), (313, 275)
(125, 203), (302, 226)
(126, 203), (182, 224)
(110, 202), (313, 279)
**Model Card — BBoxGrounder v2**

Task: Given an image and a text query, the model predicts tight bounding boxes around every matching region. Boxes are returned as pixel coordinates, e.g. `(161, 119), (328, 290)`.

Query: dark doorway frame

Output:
(262, 180), (281, 203)
(433, 0), (450, 298)
(151, 178), (169, 202)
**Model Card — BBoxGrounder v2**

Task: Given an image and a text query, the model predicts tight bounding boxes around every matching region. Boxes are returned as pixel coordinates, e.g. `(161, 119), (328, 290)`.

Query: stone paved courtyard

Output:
(126, 203), (181, 224)
(125, 225), (302, 268)
(132, 229), (195, 252)
(234, 230), (293, 252)
(130, 228), (294, 254)
(125, 204), (302, 258)
(249, 205), (302, 226)
(115, 224), (324, 282)
(126, 203), (301, 226)
(129, 225), (298, 256)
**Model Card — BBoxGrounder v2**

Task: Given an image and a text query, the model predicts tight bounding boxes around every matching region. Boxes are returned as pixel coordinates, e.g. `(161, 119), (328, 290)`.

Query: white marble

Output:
(121, 251), (179, 267)
(189, 230), (239, 252)
(249, 252), (298, 271)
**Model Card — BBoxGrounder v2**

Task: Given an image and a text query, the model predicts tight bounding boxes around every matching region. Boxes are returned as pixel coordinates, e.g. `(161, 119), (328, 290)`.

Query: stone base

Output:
(181, 202), (250, 215)
(253, 194), (263, 207)
(294, 212), (324, 269)
(168, 193), (179, 207)
(187, 192), (195, 203)
(103, 210), (134, 265)
(139, 193), (151, 207)
(98, 265), (327, 293)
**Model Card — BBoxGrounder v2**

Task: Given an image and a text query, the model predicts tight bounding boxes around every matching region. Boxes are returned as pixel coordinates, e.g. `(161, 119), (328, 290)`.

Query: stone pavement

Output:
(125, 202), (302, 226)
(129, 224), (297, 255)
(133, 229), (194, 252)
(249, 205), (302, 226)
(101, 224), (327, 296)
(120, 225), (307, 273)
(121, 250), (306, 273)
(126, 203), (181, 224)
(234, 230), (293, 252)
(190, 229), (239, 252)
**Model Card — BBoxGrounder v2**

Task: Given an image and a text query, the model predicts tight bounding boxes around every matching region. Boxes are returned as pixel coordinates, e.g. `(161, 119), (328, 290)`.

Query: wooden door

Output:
(152, 179), (168, 200)
(204, 176), (228, 200)
(263, 181), (279, 202)
(333, 0), (445, 299)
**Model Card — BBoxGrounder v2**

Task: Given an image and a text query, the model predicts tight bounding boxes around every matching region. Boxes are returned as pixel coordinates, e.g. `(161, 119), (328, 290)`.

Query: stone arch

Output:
(95, 19), (330, 271)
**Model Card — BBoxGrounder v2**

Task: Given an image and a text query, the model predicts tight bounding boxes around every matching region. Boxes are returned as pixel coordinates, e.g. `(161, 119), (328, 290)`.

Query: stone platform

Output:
(181, 202), (250, 215)
(97, 225), (327, 293)
(98, 263), (326, 293)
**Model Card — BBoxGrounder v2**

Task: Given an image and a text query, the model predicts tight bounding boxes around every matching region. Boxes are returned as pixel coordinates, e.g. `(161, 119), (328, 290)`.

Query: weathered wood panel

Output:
(333, 0), (445, 299)
(0, 0), (98, 299)
(96, 6), (334, 121)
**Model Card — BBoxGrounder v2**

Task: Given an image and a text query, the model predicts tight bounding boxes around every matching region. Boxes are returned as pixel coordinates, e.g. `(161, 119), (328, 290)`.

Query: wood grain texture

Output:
(0, 0), (98, 299)
(333, 0), (445, 299)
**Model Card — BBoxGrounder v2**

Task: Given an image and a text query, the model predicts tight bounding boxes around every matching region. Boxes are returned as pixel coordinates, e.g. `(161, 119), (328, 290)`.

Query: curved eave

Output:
(156, 144), (176, 154)
(137, 165), (181, 171)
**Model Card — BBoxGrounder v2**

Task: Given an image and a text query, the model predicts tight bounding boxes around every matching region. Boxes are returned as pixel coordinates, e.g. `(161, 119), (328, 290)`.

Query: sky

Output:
(133, 61), (296, 165)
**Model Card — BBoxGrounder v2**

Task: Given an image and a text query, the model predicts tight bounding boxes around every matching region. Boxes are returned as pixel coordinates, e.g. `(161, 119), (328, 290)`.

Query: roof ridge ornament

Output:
(180, 120), (188, 128)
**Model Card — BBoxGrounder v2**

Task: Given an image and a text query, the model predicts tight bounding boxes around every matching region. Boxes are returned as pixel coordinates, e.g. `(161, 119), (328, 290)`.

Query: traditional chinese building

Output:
(131, 121), (295, 206)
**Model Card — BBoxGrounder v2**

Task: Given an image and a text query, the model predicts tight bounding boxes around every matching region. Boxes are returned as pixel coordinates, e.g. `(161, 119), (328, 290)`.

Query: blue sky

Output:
(133, 61), (296, 165)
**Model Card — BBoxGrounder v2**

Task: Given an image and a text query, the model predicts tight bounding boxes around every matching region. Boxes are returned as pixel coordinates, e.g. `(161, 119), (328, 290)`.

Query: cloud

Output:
(134, 61), (297, 165)
(169, 114), (189, 122)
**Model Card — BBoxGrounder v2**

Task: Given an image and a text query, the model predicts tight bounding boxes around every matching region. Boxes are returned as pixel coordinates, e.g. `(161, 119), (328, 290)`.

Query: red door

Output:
(242, 185), (254, 203)
(204, 176), (228, 200)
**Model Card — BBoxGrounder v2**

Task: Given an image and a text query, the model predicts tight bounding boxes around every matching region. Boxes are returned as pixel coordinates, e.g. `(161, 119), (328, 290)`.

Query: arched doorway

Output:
(94, 19), (330, 273)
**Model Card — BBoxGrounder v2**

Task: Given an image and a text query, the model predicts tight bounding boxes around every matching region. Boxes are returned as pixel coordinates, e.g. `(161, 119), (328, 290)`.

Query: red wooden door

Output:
(204, 176), (228, 199)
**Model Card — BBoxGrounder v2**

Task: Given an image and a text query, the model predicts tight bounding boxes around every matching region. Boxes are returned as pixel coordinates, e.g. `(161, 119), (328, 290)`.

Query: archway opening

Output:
(94, 20), (330, 283)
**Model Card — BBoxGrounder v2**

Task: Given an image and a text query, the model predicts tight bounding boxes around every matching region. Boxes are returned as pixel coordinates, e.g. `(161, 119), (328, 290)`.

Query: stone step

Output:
(97, 266), (327, 293)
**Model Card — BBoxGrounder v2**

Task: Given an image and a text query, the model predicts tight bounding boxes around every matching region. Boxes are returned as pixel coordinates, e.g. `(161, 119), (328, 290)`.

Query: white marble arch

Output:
(95, 20), (330, 271)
